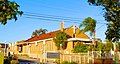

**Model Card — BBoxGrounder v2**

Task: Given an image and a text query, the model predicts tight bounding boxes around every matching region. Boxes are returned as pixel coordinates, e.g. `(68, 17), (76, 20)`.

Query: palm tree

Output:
(79, 17), (96, 38)
(31, 28), (47, 37)
(79, 17), (97, 63)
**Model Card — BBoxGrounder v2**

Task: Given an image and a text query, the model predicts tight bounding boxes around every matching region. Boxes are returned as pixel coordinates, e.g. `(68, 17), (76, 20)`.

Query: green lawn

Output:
(0, 52), (4, 64)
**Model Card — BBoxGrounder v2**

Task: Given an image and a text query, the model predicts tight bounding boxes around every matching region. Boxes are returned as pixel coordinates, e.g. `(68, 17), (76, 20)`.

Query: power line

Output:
(96, 24), (106, 30)
(24, 12), (84, 20)
(25, 16), (106, 31)
(24, 11), (104, 21)
(24, 16), (80, 24)
(24, 14), (82, 22)
(23, 12), (107, 24)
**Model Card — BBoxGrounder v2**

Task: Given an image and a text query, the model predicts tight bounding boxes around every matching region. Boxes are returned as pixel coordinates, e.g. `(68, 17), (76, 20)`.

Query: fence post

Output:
(63, 54), (64, 61)
(119, 52), (120, 60)
(69, 55), (71, 62)
(88, 51), (89, 63)
(92, 51), (94, 64)
(84, 55), (86, 64)
(79, 56), (81, 64)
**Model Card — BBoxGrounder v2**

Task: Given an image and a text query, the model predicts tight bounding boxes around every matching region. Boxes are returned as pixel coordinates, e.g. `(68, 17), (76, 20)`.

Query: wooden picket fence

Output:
(60, 52), (93, 64)
(59, 51), (113, 64)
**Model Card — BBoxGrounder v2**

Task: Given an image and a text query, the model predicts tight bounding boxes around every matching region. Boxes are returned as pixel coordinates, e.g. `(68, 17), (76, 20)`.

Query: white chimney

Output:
(60, 21), (64, 31)
(73, 25), (77, 38)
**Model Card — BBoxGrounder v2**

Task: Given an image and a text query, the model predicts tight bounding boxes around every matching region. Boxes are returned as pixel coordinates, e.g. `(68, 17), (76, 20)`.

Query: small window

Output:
(19, 45), (23, 53)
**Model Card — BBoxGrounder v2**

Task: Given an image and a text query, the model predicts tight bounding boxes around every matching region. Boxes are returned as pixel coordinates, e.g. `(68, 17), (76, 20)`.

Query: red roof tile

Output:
(24, 31), (58, 42)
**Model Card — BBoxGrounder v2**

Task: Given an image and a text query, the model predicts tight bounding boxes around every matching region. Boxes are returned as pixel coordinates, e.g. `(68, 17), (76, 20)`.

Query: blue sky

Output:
(0, 0), (107, 43)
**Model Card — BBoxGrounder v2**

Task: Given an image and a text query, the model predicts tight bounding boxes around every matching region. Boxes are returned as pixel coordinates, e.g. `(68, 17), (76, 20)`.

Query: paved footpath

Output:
(18, 59), (39, 64)
(18, 57), (40, 64)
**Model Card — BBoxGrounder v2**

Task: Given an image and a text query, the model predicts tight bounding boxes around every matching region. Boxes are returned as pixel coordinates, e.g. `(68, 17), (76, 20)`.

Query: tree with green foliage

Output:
(88, 42), (104, 52)
(117, 42), (120, 51)
(94, 41), (113, 64)
(95, 42), (104, 51)
(79, 17), (96, 37)
(95, 40), (113, 52)
(88, 0), (120, 42)
(53, 31), (68, 50)
(104, 40), (113, 53)
(31, 28), (47, 37)
(0, 0), (23, 25)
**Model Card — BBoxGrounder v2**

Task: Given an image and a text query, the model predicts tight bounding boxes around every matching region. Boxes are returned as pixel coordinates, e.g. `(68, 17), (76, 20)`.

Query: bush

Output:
(4, 58), (11, 64)
(55, 59), (60, 64)
(0, 52), (4, 64)
(4, 52), (19, 64)
(61, 61), (77, 64)
(73, 44), (88, 53)
(11, 60), (19, 64)
(70, 62), (78, 64)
